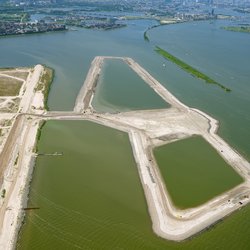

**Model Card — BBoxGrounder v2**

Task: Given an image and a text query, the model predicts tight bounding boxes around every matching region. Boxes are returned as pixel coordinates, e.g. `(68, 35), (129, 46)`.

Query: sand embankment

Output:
(74, 57), (104, 113)
(0, 119), (40, 250)
(0, 65), (44, 249)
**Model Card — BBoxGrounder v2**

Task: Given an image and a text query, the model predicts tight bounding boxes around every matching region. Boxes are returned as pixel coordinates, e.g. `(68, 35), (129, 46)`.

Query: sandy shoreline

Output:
(0, 65), (46, 249)
(0, 118), (41, 249)
(1, 57), (250, 248)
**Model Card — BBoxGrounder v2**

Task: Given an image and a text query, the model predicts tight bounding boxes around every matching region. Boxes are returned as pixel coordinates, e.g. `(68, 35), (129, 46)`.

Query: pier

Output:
(36, 152), (63, 156)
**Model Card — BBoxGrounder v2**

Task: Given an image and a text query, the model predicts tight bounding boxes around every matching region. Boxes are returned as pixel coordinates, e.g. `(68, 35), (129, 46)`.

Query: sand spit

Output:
(74, 56), (104, 113)
(0, 57), (250, 249)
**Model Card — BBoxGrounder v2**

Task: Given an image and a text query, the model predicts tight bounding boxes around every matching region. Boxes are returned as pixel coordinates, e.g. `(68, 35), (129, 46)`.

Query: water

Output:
(92, 59), (169, 112)
(16, 121), (170, 249)
(0, 19), (158, 111)
(148, 20), (250, 159)
(17, 122), (250, 250)
(154, 136), (243, 209)
(0, 17), (249, 249)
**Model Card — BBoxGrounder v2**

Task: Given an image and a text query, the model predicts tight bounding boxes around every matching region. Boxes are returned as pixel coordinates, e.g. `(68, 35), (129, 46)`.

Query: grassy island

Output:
(222, 26), (250, 33)
(0, 76), (23, 96)
(155, 46), (231, 92)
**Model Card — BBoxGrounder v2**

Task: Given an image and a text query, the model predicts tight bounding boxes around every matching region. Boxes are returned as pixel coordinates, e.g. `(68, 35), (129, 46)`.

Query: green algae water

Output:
(17, 122), (250, 249)
(154, 136), (243, 209)
(92, 59), (169, 112)
(16, 121), (169, 249)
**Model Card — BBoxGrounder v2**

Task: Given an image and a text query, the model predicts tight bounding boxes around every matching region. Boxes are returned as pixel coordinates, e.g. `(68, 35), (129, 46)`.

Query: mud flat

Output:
(1, 57), (250, 249)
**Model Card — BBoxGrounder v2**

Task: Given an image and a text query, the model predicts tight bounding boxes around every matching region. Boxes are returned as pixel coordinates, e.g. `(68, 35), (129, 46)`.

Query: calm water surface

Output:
(92, 59), (169, 112)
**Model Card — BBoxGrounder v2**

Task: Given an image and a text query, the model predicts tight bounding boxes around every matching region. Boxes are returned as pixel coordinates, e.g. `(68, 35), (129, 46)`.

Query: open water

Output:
(92, 59), (169, 112)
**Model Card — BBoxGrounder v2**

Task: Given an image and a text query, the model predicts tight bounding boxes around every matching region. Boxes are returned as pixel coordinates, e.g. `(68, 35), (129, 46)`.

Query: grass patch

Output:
(155, 46), (231, 92)
(0, 13), (29, 22)
(1, 189), (6, 198)
(34, 120), (46, 153)
(36, 67), (54, 110)
(4, 71), (29, 80)
(222, 26), (250, 33)
(0, 68), (14, 71)
(0, 76), (23, 96)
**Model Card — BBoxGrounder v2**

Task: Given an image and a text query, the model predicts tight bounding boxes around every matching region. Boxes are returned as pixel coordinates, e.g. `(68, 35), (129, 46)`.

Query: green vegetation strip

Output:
(0, 76), (23, 96)
(155, 46), (231, 92)
(5, 71), (29, 80)
(153, 136), (243, 209)
(0, 13), (29, 22)
(222, 26), (250, 33)
(36, 66), (54, 110)
(34, 120), (46, 153)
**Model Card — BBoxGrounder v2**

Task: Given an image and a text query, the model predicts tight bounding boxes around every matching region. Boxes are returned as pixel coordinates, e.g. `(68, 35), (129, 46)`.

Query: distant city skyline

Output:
(1, 0), (250, 8)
